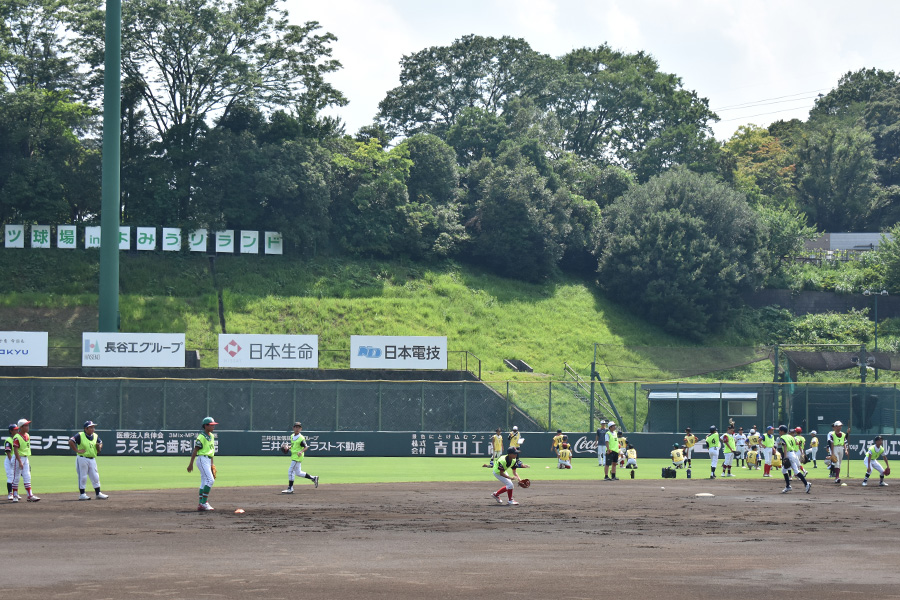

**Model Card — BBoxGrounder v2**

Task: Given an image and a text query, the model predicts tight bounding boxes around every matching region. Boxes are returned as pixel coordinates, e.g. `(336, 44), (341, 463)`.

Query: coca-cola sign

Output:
(572, 436), (600, 455)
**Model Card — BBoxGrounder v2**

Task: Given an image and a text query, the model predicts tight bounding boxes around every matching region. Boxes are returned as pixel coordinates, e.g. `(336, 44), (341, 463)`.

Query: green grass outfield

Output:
(21, 456), (854, 494)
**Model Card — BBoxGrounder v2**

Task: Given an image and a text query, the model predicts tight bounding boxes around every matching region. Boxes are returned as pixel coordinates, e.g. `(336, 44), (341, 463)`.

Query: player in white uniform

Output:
(778, 425), (811, 494)
(282, 422), (318, 493)
(68, 420), (109, 500)
(734, 427), (748, 468)
(11, 418), (39, 502)
(595, 420), (608, 467)
(862, 436), (890, 487)
(826, 421), (848, 484)
(706, 425), (720, 479)
(806, 430), (819, 467)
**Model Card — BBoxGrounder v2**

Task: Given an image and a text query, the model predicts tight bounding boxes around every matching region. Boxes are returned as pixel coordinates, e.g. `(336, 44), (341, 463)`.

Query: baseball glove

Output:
(830, 455), (838, 463)
(211, 464), (217, 479)
(517, 478), (531, 488)
(281, 442), (291, 454)
(884, 467), (891, 476)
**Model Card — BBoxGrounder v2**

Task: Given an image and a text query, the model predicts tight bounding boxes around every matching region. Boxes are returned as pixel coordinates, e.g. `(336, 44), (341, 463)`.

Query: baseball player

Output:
(806, 430), (819, 467)
(68, 420), (109, 500)
(826, 420), (849, 483)
(862, 436), (890, 487)
(671, 444), (685, 468)
(282, 422), (318, 493)
(11, 418), (39, 502)
(552, 429), (564, 457)
(508, 426), (521, 450)
(734, 426), (748, 467)
(558, 441), (572, 469)
(683, 427), (698, 468)
(720, 424), (736, 477)
(187, 416), (218, 511)
(760, 426), (776, 477)
(777, 425), (811, 494)
(484, 427), (504, 468)
(490, 446), (522, 505)
(603, 422), (620, 481)
(793, 427), (808, 475)
(596, 420), (608, 467)
(706, 425), (720, 479)
(5, 424), (17, 501)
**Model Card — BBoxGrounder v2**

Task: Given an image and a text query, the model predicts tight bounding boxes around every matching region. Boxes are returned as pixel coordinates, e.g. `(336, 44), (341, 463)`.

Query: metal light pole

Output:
(863, 289), (888, 380)
(98, 0), (122, 331)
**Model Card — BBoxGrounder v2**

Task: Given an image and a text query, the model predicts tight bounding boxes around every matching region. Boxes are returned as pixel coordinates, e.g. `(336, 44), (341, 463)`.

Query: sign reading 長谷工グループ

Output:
(82, 333), (186, 367)
(350, 335), (448, 370)
(218, 334), (318, 368)
(0, 332), (48, 366)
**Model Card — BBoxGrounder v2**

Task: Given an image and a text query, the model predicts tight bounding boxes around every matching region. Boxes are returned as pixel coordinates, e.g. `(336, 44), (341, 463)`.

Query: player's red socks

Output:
(506, 489), (513, 500)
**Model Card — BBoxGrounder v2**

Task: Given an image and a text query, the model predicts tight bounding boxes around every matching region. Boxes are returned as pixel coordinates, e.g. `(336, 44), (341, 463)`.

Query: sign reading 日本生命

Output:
(350, 335), (447, 370)
(0, 331), (49, 366)
(218, 334), (318, 368)
(82, 333), (186, 367)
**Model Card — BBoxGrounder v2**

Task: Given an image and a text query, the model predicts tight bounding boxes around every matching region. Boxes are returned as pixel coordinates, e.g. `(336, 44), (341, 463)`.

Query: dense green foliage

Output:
(5, 3), (900, 337)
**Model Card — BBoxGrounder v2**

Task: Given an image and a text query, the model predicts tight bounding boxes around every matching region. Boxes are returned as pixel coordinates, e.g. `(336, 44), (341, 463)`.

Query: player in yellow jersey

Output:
(11, 418), (39, 502)
(862, 436), (890, 487)
(671, 444), (685, 468)
(683, 428), (698, 469)
(552, 429), (564, 457)
(558, 441), (572, 469)
(747, 445), (759, 470)
(806, 430), (818, 467)
(484, 428), (504, 468)
(282, 422), (318, 493)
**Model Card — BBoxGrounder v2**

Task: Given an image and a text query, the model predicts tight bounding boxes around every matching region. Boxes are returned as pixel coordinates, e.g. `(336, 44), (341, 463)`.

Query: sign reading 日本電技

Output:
(350, 335), (447, 370)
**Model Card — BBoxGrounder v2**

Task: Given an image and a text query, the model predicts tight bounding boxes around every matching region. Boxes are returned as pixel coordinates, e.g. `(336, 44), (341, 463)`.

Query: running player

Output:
(683, 428), (698, 469)
(187, 416), (217, 511)
(862, 436), (890, 487)
(11, 419), (39, 502)
(5, 424), (16, 501)
(490, 447), (522, 505)
(68, 420), (109, 500)
(282, 422), (318, 493)
(706, 425), (720, 479)
(827, 421), (848, 484)
(777, 425), (811, 494)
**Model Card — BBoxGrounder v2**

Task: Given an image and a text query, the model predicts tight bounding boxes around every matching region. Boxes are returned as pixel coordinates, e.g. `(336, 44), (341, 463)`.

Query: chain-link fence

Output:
(0, 377), (537, 432)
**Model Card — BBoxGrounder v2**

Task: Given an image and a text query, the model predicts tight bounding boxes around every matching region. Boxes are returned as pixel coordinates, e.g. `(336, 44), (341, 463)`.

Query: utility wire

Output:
(712, 88), (827, 111)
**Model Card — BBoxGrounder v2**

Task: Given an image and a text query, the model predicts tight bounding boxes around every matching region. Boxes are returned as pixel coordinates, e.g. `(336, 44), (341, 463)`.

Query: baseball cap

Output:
(766, 426), (774, 431)
(833, 420), (843, 427)
(83, 420), (98, 428)
(608, 421), (616, 427)
(556, 429), (563, 434)
(810, 430), (817, 435)
(512, 426), (518, 430)
(507, 447), (519, 454)
(778, 425), (788, 432)
(7, 424), (18, 432)
(17, 419), (31, 428)
(673, 443), (680, 448)
(794, 427), (802, 434)
(201, 417), (218, 426)
(293, 422), (302, 428)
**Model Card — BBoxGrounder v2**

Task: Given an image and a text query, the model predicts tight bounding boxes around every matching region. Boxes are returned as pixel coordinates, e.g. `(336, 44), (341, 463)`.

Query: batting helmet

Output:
(709, 425), (717, 433)
(778, 425), (788, 432)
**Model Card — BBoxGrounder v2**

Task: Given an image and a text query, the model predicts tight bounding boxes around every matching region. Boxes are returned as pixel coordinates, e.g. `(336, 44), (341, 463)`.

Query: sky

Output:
(284, 0), (900, 142)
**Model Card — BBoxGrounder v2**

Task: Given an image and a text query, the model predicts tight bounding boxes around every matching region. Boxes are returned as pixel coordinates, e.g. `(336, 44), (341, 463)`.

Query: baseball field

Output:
(4, 455), (899, 599)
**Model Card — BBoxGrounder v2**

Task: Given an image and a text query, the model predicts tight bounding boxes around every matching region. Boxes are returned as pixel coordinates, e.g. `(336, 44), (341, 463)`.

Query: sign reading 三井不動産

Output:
(82, 333), (186, 367)
(218, 334), (318, 368)
(350, 335), (447, 370)
(0, 331), (48, 366)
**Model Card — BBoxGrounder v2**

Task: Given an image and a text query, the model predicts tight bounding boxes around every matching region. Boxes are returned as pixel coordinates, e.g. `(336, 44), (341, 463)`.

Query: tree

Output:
(721, 125), (796, 208)
(792, 123), (880, 231)
(598, 168), (767, 336)
(810, 68), (899, 122)
(550, 45), (719, 180)
(863, 82), (900, 226)
(377, 35), (556, 138)
(72, 0), (346, 225)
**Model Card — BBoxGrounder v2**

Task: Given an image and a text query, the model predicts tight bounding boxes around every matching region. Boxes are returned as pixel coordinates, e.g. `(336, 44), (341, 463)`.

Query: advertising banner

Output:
(218, 334), (318, 368)
(350, 335), (447, 370)
(82, 333), (186, 367)
(0, 331), (48, 366)
(24, 430), (900, 459)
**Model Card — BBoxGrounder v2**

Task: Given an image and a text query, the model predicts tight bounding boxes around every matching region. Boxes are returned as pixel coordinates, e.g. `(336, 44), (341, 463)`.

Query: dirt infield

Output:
(5, 479), (899, 599)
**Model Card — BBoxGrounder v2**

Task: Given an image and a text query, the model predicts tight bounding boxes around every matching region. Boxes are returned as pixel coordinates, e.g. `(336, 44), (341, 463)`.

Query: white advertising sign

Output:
(4, 225), (25, 248)
(136, 227), (157, 251)
(31, 225), (51, 248)
(239, 230), (259, 254)
(218, 334), (318, 368)
(264, 231), (283, 255)
(0, 332), (49, 366)
(82, 333), (186, 367)
(162, 227), (182, 251)
(350, 335), (447, 370)
(85, 226), (101, 248)
(119, 226), (131, 250)
(57, 225), (77, 249)
(216, 230), (234, 253)
(189, 229), (208, 252)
